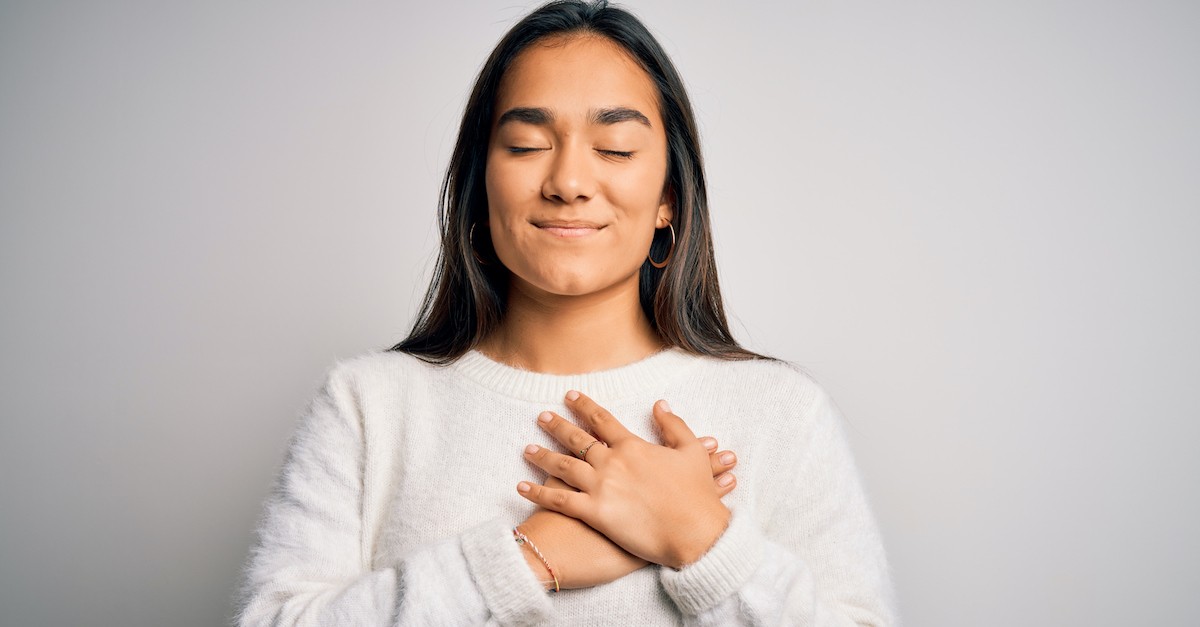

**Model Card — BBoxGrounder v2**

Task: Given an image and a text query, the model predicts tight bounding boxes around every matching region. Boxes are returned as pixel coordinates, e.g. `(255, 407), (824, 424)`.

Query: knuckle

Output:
(591, 499), (612, 523)
(551, 491), (571, 508)
(569, 431), (591, 449)
(588, 409), (608, 425)
(557, 422), (580, 439)
(556, 456), (575, 473)
(606, 456), (630, 474)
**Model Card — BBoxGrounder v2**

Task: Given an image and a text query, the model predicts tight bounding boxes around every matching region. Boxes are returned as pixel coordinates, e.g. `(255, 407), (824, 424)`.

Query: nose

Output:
(541, 141), (596, 204)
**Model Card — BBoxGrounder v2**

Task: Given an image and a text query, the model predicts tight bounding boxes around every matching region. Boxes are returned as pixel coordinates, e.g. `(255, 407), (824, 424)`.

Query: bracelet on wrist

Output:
(512, 527), (559, 593)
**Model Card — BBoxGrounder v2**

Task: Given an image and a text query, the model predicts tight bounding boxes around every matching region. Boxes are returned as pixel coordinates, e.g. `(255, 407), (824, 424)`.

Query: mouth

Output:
(532, 220), (606, 238)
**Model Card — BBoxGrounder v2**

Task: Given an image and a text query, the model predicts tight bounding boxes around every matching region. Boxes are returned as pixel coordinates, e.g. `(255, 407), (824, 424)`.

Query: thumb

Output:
(652, 399), (696, 449)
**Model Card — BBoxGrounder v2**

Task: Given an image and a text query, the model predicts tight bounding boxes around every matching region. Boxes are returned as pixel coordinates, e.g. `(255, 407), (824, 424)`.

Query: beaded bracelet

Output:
(512, 527), (560, 593)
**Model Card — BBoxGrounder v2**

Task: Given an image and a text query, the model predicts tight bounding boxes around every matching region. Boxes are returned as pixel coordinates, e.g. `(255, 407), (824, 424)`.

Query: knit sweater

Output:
(234, 347), (898, 626)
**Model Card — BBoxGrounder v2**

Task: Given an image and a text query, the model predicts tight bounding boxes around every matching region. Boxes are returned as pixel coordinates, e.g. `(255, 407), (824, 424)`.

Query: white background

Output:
(1, 1), (1197, 625)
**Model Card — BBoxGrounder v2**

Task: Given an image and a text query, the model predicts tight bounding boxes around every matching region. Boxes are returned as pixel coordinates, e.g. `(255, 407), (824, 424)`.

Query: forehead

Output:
(494, 34), (662, 125)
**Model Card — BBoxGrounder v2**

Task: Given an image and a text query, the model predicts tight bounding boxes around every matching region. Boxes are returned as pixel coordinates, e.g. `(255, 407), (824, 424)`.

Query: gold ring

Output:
(576, 440), (605, 459)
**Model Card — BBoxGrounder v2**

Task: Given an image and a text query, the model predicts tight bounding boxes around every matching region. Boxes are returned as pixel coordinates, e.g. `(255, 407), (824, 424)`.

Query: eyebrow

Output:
(496, 106), (652, 129)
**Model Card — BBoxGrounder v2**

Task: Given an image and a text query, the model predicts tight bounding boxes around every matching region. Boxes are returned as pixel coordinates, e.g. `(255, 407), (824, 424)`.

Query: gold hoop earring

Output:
(469, 223), (487, 265)
(648, 222), (675, 269)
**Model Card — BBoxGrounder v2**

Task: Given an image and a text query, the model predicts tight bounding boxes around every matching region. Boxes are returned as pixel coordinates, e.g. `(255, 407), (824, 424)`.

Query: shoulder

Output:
(315, 348), (446, 394)
(297, 349), (458, 431)
(687, 354), (834, 413)
(325, 348), (432, 376)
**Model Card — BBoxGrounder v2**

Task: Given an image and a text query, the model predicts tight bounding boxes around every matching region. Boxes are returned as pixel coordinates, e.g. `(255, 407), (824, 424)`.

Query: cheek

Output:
(484, 153), (506, 212)
(484, 158), (525, 224)
(617, 144), (669, 205)
(483, 159), (534, 272)
(619, 224), (657, 268)
(610, 163), (669, 224)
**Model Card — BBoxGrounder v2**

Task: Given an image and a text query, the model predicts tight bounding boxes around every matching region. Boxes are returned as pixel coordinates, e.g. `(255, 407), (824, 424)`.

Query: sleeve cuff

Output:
(658, 506), (766, 616)
(460, 517), (553, 626)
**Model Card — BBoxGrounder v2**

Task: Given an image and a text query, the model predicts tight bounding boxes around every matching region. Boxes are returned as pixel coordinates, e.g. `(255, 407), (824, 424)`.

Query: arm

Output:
(515, 438), (741, 592)
(233, 365), (551, 627)
(658, 384), (899, 626)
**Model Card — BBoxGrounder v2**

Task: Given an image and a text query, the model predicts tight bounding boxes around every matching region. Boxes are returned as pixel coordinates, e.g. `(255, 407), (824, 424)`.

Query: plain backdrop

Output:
(1, 1), (1197, 625)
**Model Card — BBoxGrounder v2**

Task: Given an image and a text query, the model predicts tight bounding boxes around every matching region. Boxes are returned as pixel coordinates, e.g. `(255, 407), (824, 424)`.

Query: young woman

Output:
(236, 1), (897, 624)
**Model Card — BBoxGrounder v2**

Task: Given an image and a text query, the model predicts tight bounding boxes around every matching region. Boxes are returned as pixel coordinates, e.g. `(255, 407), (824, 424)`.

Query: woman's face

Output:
(485, 34), (672, 300)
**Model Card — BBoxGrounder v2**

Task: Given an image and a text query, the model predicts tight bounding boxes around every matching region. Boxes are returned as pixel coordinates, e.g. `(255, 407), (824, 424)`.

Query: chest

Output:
(365, 379), (770, 567)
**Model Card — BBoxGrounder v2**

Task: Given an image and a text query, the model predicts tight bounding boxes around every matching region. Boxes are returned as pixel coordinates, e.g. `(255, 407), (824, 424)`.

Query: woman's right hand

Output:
(516, 435), (738, 590)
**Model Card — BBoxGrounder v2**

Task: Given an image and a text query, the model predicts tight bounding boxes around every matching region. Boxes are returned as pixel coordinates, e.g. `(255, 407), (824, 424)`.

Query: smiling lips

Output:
(533, 220), (605, 238)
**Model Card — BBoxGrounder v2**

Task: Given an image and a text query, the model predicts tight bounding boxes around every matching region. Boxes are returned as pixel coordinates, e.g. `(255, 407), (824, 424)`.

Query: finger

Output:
(651, 399), (698, 449)
(524, 444), (597, 492)
(536, 411), (610, 463)
(714, 472), (737, 497)
(700, 436), (718, 452)
(564, 390), (635, 446)
(537, 476), (577, 515)
(517, 480), (592, 520)
(708, 449), (737, 477)
(544, 475), (576, 491)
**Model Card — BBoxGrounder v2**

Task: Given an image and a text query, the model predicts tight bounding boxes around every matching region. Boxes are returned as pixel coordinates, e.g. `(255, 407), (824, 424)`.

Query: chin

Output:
(499, 248), (642, 298)
(525, 274), (604, 297)
(513, 266), (635, 299)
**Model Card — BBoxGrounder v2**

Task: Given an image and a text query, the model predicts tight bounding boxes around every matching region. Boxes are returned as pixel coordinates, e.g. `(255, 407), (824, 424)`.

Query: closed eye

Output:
(598, 149), (635, 160)
(507, 146), (547, 154)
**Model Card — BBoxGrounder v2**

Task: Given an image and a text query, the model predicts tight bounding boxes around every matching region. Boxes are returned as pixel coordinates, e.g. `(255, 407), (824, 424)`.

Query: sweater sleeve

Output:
(233, 364), (552, 627)
(658, 382), (899, 626)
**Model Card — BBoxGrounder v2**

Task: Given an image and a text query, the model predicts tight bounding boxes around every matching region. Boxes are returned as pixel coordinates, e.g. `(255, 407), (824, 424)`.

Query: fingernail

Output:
(717, 474), (734, 487)
(702, 438), (716, 451)
(720, 452), (735, 465)
(525, 444), (539, 455)
(565, 390), (580, 401)
(537, 411), (553, 424)
(657, 399), (671, 413)
(517, 481), (532, 493)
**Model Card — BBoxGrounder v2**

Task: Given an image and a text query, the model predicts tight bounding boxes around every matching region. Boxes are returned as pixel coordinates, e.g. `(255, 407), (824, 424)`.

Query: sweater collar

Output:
(451, 347), (702, 404)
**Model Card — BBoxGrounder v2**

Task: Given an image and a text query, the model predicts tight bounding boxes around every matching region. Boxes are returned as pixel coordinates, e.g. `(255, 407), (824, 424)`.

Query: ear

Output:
(657, 186), (676, 228)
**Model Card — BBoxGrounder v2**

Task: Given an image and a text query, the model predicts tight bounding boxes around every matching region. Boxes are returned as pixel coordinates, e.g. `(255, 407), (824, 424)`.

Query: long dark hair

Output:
(392, 0), (761, 363)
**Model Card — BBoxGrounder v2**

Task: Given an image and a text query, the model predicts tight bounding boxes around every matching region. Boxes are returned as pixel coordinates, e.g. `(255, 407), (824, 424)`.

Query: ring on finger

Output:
(575, 440), (607, 459)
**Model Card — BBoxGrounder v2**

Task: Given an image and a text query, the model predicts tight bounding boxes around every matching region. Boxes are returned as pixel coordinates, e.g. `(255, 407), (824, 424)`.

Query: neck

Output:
(479, 274), (665, 374)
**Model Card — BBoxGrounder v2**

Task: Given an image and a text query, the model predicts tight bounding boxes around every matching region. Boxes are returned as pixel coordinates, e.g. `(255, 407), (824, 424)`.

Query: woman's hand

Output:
(517, 433), (739, 589)
(517, 391), (734, 570)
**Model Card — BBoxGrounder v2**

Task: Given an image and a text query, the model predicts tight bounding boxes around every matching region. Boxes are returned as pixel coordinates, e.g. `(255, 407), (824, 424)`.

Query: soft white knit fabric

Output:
(234, 348), (899, 626)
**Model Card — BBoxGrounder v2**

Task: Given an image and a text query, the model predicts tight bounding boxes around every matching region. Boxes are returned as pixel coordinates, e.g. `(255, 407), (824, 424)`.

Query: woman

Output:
(236, 1), (897, 625)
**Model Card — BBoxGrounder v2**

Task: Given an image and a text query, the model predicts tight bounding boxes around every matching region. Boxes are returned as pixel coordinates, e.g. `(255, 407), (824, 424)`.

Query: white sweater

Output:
(234, 347), (898, 626)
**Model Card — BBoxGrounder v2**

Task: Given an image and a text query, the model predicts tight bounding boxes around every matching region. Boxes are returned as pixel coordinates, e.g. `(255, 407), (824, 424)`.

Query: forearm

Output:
(237, 517), (553, 626)
(237, 365), (553, 626)
(662, 383), (899, 626)
(660, 509), (896, 626)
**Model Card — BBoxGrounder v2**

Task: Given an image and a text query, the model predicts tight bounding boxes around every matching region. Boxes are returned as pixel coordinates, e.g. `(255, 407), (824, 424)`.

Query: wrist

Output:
(514, 522), (560, 592)
(516, 536), (554, 589)
(667, 503), (731, 570)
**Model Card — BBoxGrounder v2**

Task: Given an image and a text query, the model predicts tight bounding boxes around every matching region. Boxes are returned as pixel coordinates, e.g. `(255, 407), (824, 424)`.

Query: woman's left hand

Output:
(517, 390), (731, 570)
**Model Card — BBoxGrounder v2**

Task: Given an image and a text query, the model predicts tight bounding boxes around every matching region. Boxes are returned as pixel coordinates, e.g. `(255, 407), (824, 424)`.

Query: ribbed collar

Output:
(451, 347), (701, 404)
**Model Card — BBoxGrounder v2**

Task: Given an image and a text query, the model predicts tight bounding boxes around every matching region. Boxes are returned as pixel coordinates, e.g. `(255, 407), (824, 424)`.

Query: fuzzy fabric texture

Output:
(234, 348), (899, 626)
